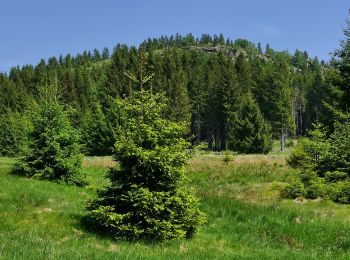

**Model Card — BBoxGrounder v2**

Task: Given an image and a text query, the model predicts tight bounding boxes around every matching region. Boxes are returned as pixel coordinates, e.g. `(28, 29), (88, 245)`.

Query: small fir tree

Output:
(287, 122), (331, 170)
(87, 90), (205, 241)
(12, 89), (86, 186)
(0, 110), (31, 157)
(284, 122), (350, 203)
(228, 93), (272, 154)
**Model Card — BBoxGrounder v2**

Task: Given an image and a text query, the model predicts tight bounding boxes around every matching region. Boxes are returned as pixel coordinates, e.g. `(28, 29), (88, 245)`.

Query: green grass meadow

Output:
(0, 147), (349, 259)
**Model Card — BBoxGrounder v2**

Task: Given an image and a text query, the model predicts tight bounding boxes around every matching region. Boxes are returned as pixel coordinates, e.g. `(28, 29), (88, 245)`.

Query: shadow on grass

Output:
(78, 213), (194, 246)
(78, 214), (116, 241)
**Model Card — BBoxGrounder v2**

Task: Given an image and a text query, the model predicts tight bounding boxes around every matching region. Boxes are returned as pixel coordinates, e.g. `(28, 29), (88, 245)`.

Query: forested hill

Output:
(0, 34), (330, 155)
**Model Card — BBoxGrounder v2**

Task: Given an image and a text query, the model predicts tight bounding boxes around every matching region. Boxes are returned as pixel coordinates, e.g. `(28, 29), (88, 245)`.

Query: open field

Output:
(0, 147), (349, 259)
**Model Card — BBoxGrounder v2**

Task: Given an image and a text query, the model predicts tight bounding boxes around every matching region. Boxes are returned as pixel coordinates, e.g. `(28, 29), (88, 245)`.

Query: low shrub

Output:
(304, 178), (327, 199)
(222, 151), (235, 163)
(324, 171), (348, 183)
(330, 181), (350, 204)
(285, 139), (295, 148)
(284, 122), (350, 204)
(282, 178), (305, 198)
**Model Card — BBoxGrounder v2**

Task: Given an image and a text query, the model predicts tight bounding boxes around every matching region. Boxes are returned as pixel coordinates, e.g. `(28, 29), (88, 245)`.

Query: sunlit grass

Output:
(83, 156), (115, 168)
(0, 149), (349, 259)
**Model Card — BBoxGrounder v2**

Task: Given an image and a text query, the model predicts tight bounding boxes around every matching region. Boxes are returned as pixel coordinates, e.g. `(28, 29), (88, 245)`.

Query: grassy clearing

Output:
(0, 148), (349, 259)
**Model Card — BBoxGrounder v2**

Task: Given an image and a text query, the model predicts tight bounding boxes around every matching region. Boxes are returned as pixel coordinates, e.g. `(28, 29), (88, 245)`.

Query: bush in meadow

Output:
(12, 95), (86, 186)
(87, 90), (205, 241)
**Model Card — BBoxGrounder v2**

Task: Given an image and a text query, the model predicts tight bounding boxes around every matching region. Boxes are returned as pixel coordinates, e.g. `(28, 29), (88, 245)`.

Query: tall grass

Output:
(0, 153), (349, 259)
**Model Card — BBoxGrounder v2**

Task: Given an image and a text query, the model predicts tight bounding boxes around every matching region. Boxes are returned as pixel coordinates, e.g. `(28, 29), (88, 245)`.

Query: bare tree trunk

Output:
(280, 115), (285, 151)
(196, 102), (201, 142)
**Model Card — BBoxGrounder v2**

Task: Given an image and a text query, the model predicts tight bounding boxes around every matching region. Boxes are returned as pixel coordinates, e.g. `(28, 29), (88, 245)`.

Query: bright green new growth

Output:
(87, 90), (205, 241)
(12, 96), (86, 186)
(285, 122), (350, 203)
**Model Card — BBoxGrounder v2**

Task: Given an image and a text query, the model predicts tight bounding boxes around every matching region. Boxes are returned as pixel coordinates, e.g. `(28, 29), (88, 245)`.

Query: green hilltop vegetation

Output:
(0, 33), (330, 156)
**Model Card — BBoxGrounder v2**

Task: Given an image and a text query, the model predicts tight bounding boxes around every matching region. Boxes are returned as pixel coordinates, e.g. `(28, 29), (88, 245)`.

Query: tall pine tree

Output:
(228, 92), (272, 154)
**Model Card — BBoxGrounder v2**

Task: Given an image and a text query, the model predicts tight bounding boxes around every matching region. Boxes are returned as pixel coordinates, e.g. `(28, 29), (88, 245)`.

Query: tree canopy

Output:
(0, 33), (329, 155)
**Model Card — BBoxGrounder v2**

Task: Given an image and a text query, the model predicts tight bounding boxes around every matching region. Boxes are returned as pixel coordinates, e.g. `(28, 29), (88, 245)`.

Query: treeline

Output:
(282, 13), (350, 204)
(0, 34), (330, 156)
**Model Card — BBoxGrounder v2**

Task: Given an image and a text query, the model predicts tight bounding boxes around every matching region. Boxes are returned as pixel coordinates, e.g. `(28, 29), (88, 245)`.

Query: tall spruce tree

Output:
(326, 11), (350, 124)
(228, 93), (272, 154)
(204, 53), (235, 150)
(253, 57), (294, 137)
(81, 103), (115, 155)
(163, 49), (191, 124)
(235, 52), (252, 94)
(12, 85), (86, 186)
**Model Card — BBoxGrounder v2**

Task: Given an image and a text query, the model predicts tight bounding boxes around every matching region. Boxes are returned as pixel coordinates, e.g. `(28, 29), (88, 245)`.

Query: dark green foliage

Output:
(331, 12), (350, 116)
(12, 95), (86, 186)
(285, 139), (294, 148)
(299, 121), (350, 174)
(0, 34), (327, 155)
(87, 90), (205, 241)
(0, 111), (31, 157)
(235, 53), (252, 93)
(204, 53), (241, 151)
(285, 122), (350, 203)
(81, 104), (115, 156)
(162, 49), (191, 124)
(325, 121), (350, 173)
(228, 93), (272, 154)
(251, 53), (294, 137)
(0, 73), (28, 113)
(316, 12), (350, 131)
(324, 171), (348, 182)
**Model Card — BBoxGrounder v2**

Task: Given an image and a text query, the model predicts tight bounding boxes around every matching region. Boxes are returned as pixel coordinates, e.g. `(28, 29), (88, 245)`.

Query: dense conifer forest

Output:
(0, 34), (332, 156)
(1, 4), (350, 256)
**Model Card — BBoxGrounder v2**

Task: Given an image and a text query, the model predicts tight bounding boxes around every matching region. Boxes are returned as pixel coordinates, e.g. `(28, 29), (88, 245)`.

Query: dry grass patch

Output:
(83, 156), (116, 168)
(187, 153), (286, 173)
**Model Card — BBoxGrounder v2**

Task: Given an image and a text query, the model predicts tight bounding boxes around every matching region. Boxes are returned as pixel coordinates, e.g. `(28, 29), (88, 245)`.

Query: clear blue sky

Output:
(0, 0), (348, 72)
